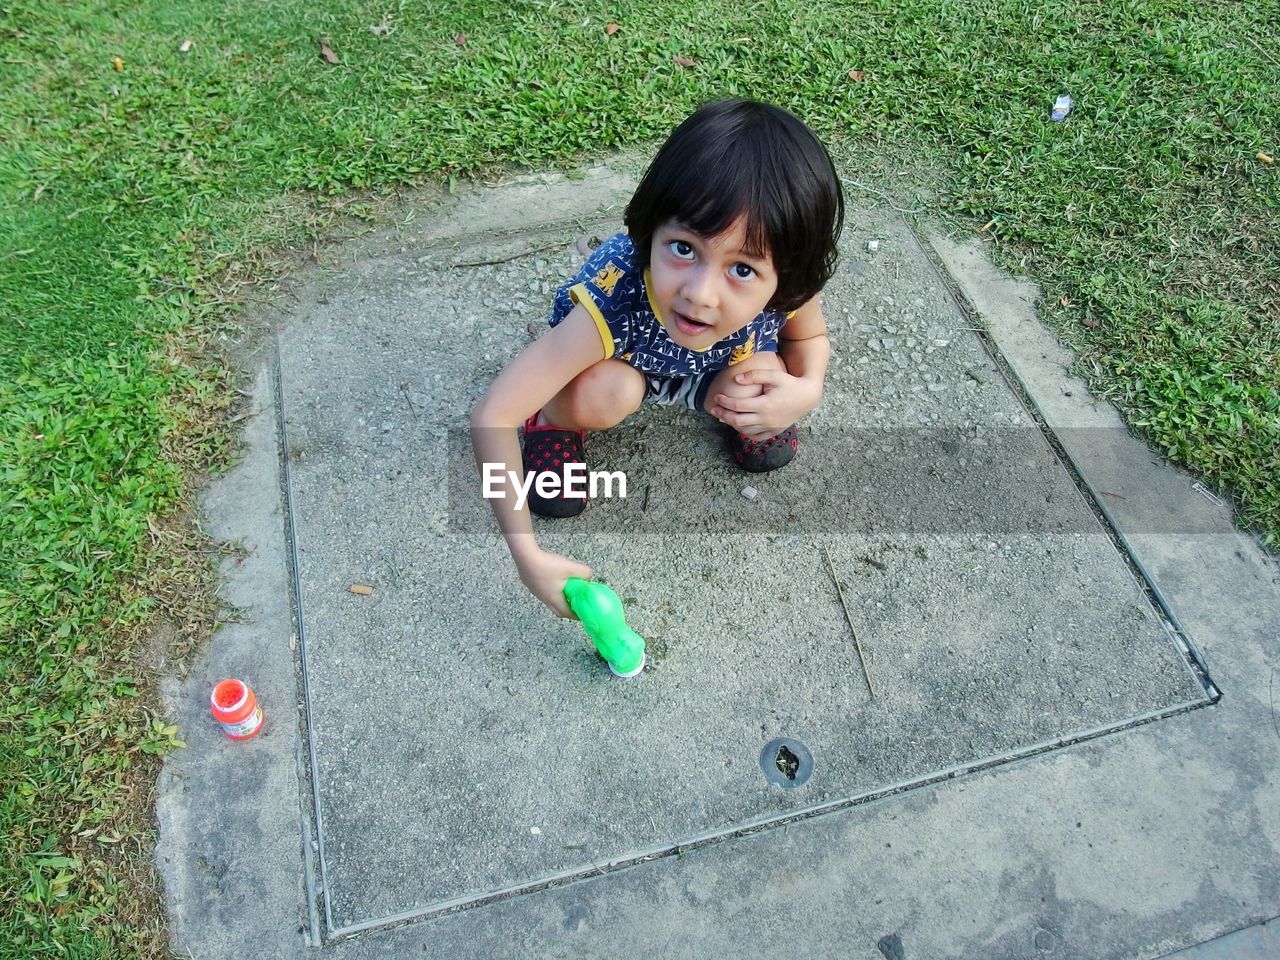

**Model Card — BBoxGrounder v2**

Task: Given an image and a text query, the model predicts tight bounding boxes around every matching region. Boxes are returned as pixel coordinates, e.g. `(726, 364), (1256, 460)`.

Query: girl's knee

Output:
(717, 351), (784, 399)
(556, 359), (645, 430)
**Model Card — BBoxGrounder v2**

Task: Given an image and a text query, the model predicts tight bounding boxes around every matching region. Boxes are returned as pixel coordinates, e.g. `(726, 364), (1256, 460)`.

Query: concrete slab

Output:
(157, 164), (1278, 960)
(278, 177), (1209, 933)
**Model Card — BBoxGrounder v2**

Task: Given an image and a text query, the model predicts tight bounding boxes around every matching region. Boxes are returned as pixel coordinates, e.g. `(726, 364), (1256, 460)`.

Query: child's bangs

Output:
(678, 195), (771, 260)
(673, 161), (775, 260)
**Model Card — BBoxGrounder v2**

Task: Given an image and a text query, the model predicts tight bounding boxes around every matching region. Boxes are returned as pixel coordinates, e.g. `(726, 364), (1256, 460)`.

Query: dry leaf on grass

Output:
(319, 39), (339, 63)
(847, 69), (866, 81)
(672, 54), (696, 68)
(455, 32), (468, 46)
(605, 22), (620, 35)
(1258, 151), (1275, 165)
(112, 56), (124, 71)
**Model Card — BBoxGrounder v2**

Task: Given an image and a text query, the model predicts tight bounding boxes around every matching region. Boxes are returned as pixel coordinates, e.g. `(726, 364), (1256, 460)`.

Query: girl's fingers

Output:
(714, 393), (765, 413)
(713, 394), (748, 412)
(734, 368), (783, 387)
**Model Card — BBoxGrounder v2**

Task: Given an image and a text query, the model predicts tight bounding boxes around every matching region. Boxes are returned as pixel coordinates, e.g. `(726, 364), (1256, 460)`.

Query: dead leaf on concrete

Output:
(319, 39), (339, 63)
(575, 233), (606, 257)
(672, 55), (696, 69)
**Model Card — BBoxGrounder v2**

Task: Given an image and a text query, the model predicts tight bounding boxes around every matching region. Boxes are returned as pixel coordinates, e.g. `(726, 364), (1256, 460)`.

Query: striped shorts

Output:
(643, 371), (718, 412)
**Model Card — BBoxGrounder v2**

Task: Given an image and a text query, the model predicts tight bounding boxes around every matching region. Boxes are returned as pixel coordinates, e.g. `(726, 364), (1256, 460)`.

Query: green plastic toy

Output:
(563, 578), (646, 678)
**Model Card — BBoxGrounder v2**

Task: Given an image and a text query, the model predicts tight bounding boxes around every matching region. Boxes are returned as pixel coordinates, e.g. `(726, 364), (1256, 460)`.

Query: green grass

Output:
(2, 0), (1277, 953)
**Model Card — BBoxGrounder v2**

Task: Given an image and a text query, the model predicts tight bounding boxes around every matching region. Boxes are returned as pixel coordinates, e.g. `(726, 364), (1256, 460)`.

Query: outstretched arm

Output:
(470, 304), (606, 616)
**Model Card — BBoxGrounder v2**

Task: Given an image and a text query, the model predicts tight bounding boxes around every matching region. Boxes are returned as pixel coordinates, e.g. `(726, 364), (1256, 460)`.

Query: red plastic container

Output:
(210, 678), (264, 740)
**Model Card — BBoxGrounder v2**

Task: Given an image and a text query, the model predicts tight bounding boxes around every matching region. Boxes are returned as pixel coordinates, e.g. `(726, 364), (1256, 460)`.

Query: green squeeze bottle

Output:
(563, 578), (646, 678)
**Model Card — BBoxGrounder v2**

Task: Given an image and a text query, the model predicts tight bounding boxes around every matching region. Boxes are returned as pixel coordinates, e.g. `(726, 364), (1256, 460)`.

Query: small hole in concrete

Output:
(775, 745), (800, 781)
(760, 737), (813, 788)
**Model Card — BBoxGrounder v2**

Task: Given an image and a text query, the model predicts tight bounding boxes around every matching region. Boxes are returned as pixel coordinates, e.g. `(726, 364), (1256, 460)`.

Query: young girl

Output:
(471, 98), (844, 618)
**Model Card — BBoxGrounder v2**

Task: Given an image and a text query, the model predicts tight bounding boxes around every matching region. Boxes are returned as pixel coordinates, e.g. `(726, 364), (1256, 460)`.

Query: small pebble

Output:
(741, 486), (758, 501)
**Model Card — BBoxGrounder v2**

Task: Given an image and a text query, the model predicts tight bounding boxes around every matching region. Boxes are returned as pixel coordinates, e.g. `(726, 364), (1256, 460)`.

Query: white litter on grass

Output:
(741, 486), (758, 501)
(866, 239), (880, 252)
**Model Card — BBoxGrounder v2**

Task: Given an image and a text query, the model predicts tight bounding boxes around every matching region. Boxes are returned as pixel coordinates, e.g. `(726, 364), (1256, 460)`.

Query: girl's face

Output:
(646, 218), (779, 350)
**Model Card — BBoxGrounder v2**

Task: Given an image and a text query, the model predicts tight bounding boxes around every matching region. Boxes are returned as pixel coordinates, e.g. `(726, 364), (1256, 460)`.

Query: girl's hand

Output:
(515, 547), (593, 619)
(707, 369), (822, 442)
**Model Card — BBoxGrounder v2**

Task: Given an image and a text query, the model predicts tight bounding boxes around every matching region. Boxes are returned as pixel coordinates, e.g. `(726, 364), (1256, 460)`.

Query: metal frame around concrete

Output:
(271, 219), (1222, 943)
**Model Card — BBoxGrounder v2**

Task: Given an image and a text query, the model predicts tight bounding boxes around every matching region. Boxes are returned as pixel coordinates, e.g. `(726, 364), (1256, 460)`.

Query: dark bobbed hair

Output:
(624, 99), (845, 313)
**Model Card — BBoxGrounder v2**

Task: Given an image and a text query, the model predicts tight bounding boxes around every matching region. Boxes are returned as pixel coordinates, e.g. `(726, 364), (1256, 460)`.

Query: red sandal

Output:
(520, 412), (589, 517)
(731, 424), (799, 473)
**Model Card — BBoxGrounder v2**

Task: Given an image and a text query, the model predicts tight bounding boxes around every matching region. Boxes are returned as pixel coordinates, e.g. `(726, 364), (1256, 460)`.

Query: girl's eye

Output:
(669, 240), (695, 260)
(732, 263), (756, 280)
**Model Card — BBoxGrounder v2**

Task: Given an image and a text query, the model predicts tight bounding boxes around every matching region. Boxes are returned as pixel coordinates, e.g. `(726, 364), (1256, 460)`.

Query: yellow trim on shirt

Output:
(569, 283), (616, 359)
(642, 269), (665, 326)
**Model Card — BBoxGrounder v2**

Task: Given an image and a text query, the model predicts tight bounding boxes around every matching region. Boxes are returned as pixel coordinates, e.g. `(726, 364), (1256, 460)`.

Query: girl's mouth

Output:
(673, 311), (712, 336)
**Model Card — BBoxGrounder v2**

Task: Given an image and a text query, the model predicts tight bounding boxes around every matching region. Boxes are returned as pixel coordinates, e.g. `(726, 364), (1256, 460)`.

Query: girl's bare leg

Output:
(540, 358), (646, 431)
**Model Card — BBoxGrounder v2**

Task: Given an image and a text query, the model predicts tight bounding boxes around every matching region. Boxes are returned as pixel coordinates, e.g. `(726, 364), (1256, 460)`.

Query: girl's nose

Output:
(682, 266), (718, 309)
